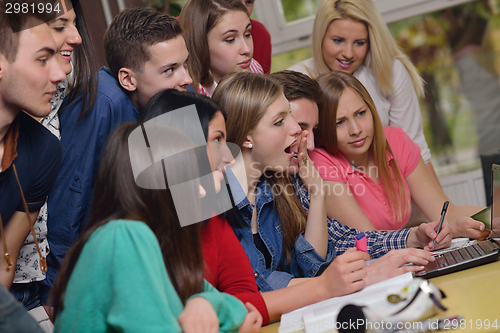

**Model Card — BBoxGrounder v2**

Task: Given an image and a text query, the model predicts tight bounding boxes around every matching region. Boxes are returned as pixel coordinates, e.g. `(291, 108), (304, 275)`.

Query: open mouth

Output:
(284, 140), (299, 163)
(60, 50), (72, 60)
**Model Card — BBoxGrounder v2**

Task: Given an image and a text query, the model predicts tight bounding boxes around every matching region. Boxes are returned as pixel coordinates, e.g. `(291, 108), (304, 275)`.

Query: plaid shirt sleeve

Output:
(290, 175), (410, 259)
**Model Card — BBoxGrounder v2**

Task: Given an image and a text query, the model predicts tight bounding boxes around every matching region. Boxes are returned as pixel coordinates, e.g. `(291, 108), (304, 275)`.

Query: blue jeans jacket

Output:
(226, 168), (335, 292)
(43, 67), (140, 303)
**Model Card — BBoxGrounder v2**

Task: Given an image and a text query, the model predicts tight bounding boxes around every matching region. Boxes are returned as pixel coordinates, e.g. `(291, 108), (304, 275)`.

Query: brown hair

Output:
(213, 72), (307, 262)
(103, 7), (182, 81)
(0, 0), (57, 62)
(179, 0), (249, 89)
(270, 70), (323, 109)
(315, 71), (409, 225)
(50, 122), (204, 318)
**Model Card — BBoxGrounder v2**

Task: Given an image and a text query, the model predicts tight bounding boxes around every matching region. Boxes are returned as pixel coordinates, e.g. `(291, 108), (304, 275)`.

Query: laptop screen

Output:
(491, 164), (500, 237)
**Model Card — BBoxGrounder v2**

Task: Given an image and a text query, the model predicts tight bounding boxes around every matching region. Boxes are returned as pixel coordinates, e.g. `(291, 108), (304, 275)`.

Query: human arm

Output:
(324, 180), (377, 232)
(0, 211), (40, 288)
(363, 248), (434, 286)
(406, 158), (489, 239)
(178, 297), (262, 333)
(291, 174), (410, 258)
(387, 59), (431, 163)
(297, 131), (328, 258)
(202, 217), (269, 324)
(261, 248), (369, 322)
(406, 219), (452, 250)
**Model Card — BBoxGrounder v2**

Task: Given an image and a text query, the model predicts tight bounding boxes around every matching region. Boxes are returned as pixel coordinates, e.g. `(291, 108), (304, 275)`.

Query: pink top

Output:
(309, 127), (421, 230)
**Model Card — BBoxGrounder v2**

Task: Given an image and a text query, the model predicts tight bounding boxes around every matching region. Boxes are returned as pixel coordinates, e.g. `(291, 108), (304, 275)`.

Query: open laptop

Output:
(415, 164), (500, 279)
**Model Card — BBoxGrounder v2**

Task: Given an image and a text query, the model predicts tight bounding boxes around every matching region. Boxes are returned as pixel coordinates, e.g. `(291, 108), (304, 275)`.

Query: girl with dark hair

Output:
(49, 122), (261, 333)
(139, 89), (270, 324)
(178, 0), (264, 97)
(310, 71), (488, 239)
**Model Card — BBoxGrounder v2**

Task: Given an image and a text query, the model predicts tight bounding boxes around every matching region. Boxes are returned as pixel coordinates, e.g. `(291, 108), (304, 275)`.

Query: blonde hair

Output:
(213, 72), (307, 262)
(311, 0), (424, 97)
(316, 71), (410, 225)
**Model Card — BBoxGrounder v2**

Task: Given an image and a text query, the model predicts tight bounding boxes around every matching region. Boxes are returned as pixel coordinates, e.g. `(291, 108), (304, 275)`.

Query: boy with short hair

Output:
(0, 1), (65, 329)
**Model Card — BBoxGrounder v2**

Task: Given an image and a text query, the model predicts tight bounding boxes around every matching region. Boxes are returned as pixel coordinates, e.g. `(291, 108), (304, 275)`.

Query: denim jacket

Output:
(226, 168), (335, 292)
(42, 67), (141, 303)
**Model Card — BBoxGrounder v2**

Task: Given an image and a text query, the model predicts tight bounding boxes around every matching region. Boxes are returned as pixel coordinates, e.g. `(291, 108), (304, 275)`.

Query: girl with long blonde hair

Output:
(288, 0), (437, 177)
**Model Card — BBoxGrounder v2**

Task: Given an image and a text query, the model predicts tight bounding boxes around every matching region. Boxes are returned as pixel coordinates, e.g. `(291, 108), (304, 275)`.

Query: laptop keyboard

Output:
(435, 241), (497, 268)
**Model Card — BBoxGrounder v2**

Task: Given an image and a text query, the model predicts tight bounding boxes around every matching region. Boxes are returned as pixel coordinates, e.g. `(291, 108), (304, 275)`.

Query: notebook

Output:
(415, 164), (500, 279)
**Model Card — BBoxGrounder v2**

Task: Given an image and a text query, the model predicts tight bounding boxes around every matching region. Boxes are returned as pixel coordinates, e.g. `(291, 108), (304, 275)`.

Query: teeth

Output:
(293, 153), (298, 158)
(60, 51), (71, 57)
(339, 60), (351, 65)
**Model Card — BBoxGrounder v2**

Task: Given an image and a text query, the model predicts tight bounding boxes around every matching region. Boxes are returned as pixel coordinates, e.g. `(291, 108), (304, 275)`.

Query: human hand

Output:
(178, 297), (218, 333)
(297, 131), (324, 197)
(408, 219), (452, 250)
(238, 303), (262, 333)
(320, 248), (370, 297)
(452, 216), (490, 240)
(364, 248), (433, 286)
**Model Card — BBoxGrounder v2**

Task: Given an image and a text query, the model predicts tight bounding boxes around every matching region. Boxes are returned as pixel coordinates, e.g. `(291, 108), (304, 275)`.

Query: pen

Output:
(432, 201), (449, 249)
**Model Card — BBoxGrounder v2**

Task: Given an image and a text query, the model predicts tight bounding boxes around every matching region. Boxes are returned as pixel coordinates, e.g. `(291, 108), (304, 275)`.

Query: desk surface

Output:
(260, 260), (500, 333)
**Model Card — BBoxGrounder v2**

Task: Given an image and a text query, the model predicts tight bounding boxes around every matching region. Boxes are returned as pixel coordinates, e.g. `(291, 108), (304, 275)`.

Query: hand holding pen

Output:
(432, 201), (449, 249)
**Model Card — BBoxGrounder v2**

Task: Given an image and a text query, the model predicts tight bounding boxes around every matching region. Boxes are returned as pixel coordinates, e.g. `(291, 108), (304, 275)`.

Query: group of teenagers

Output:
(0, 0), (492, 332)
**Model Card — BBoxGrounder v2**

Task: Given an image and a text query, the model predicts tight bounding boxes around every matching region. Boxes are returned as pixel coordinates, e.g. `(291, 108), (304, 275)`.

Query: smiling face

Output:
(206, 111), (234, 193)
(207, 10), (253, 83)
(0, 22), (66, 118)
(130, 36), (193, 109)
(322, 19), (369, 75)
(48, 9), (81, 75)
(289, 98), (319, 151)
(245, 94), (302, 174)
(335, 88), (374, 165)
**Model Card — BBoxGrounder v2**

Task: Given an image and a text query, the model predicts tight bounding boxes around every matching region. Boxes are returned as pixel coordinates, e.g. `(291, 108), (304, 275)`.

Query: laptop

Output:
(415, 164), (500, 279)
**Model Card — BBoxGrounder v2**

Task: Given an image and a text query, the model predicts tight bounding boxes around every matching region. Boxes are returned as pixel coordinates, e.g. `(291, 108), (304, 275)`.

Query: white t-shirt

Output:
(288, 58), (431, 163)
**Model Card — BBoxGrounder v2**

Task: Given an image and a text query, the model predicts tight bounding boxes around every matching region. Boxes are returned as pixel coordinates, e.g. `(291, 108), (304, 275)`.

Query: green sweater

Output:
(54, 220), (247, 333)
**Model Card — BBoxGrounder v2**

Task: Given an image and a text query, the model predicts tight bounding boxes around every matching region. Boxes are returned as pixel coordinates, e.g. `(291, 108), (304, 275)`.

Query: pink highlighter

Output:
(355, 232), (368, 253)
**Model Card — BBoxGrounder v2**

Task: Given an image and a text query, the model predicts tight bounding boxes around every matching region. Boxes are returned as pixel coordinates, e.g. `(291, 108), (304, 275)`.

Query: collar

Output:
(1, 114), (20, 172)
(226, 166), (274, 210)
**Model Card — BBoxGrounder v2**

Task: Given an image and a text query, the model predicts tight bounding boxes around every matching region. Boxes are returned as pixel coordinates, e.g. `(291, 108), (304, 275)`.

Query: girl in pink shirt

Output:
(309, 71), (490, 240)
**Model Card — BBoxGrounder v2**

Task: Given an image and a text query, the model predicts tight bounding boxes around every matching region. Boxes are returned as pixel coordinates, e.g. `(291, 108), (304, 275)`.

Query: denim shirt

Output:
(226, 168), (335, 292)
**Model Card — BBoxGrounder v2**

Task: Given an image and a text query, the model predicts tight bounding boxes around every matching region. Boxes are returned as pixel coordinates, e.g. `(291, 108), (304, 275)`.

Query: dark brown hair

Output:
(315, 71), (409, 224)
(0, 0), (57, 62)
(178, 0), (249, 89)
(213, 72), (307, 262)
(103, 7), (182, 81)
(58, 0), (99, 120)
(269, 70), (323, 108)
(50, 122), (205, 318)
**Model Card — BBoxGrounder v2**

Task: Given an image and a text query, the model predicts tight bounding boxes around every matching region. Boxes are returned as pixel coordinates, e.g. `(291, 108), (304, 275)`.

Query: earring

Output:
(248, 143), (253, 149)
